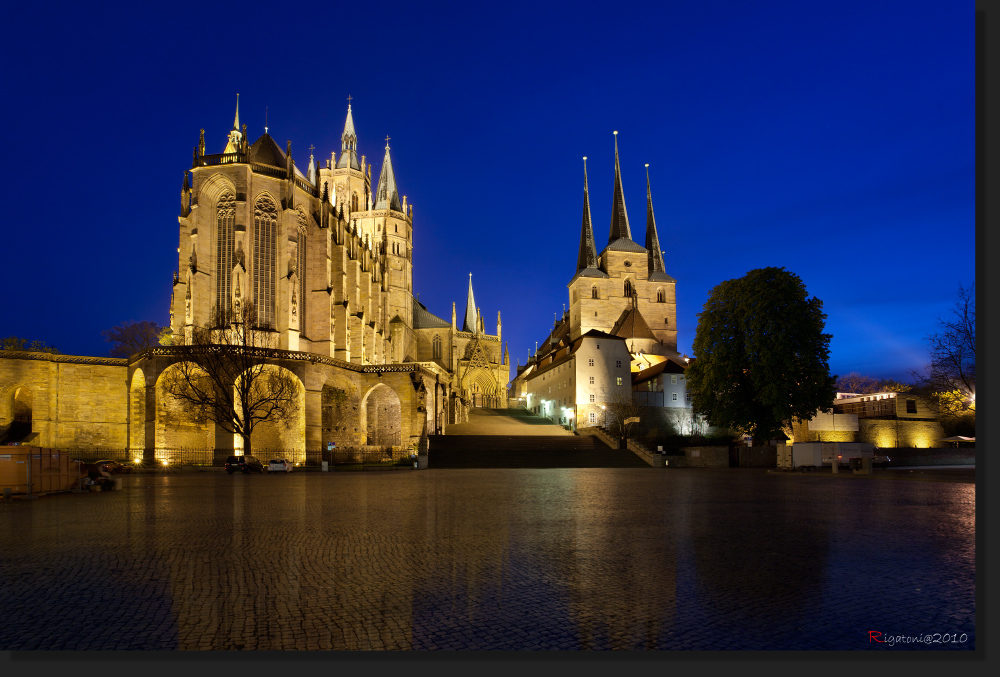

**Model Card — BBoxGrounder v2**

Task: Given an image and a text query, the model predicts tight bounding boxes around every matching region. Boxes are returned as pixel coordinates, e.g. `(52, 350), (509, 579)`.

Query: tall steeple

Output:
(463, 273), (478, 333)
(337, 99), (361, 170)
(576, 156), (598, 272)
(374, 138), (402, 211)
(645, 164), (667, 277)
(608, 131), (632, 243)
(223, 94), (243, 154)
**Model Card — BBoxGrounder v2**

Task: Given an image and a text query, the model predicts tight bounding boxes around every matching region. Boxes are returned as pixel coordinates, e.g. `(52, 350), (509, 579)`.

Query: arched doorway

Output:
(2, 386), (33, 444)
(240, 364), (305, 464)
(361, 384), (401, 447)
(154, 361), (214, 453)
(129, 369), (146, 452)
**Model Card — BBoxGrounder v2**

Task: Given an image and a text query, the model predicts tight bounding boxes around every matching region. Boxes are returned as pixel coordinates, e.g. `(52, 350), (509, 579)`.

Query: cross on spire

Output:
(385, 135), (391, 149)
(347, 94), (352, 106)
(308, 144), (315, 154)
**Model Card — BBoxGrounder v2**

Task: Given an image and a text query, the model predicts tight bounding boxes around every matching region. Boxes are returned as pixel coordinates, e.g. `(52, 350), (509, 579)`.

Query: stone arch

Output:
(0, 383), (33, 443)
(154, 361), (214, 452)
(321, 374), (359, 449)
(241, 364), (306, 463)
(360, 383), (401, 447)
(129, 368), (146, 451)
(462, 368), (501, 408)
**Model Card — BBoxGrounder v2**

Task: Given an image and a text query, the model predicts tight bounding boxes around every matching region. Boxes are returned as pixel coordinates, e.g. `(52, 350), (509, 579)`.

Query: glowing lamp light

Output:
(133, 458), (142, 464)
(161, 459), (170, 466)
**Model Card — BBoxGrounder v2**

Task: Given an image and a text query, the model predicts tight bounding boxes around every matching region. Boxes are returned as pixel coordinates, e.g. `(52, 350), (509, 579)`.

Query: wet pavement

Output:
(0, 469), (975, 650)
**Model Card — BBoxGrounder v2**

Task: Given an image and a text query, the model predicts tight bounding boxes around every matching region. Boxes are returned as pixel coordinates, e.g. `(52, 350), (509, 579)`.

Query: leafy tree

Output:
(0, 336), (60, 354)
(102, 320), (165, 357)
(686, 267), (836, 445)
(912, 283), (975, 421)
(160, 301), (300, 457)
(877, 378), (912, 393)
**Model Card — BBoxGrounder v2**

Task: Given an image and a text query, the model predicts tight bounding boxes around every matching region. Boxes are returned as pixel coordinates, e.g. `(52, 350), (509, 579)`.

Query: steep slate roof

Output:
(249, 133), (286, 167)
(413, 300), (451, 329)
(610, 306), (657, 340)
(374, 144), (402, 211)
(601, 237), (647, 255)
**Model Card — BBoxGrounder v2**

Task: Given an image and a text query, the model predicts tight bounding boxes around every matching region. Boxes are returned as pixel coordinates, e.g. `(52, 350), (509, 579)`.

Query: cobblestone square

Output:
(0, 468), (975, 650)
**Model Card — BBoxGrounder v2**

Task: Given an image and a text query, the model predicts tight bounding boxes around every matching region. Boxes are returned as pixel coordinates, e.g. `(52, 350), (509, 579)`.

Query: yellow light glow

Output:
(161, 459), (169, 466)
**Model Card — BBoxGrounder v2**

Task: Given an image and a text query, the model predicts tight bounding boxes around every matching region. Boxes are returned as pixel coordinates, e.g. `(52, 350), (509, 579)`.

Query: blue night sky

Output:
(1, 1), (974, 383)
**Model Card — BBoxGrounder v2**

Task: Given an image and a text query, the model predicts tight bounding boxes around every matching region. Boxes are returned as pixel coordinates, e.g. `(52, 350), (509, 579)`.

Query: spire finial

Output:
(233, 93), (240, 131)
(385, 135), (391, 150)
(264, 106), (268, 134)
(347, 94), (352, 108)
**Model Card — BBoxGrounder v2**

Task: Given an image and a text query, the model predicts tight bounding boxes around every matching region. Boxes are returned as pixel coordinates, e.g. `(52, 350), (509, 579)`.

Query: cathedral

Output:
(511, 132), (685, 427)
(0, 99), (510, 458)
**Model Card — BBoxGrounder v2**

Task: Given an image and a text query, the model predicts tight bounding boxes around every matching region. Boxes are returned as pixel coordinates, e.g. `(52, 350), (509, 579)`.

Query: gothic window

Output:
(433, 335), (442, 359)
(657, 288), (665, 303)
(591, 285), (599, 299)
(298, 231), (307, 332)
(253, 194), (278, 327)
(215, 191), (236, 318)
(624, 279), (634, 297)
(352, 192), (359, 212)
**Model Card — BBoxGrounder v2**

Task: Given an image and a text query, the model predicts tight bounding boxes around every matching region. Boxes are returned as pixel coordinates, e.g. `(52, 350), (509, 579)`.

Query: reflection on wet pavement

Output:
(0, 469), (974, 650)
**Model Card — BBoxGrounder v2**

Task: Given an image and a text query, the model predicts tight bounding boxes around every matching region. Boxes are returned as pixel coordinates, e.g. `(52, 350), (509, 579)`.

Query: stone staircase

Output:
(427, 409), (649, 468)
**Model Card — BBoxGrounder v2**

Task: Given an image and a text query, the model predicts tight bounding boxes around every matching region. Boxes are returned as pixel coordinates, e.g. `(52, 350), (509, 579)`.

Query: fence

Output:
(63, 446), (413, 468)
(0, 448), (82, 494)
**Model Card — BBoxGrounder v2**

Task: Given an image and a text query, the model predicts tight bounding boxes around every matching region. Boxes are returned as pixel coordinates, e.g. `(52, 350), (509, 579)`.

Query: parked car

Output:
(225, 455), (265, 474)
(267, 459), (293, 473)
(95, 459), (132, 475)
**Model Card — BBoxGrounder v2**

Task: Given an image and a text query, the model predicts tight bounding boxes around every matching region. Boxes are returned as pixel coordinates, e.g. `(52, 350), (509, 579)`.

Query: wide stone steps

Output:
(426, 434), (649, 468)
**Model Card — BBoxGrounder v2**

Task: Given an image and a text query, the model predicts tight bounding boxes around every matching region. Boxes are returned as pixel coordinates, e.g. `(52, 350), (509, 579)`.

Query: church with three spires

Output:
(512, 132), (688, 428)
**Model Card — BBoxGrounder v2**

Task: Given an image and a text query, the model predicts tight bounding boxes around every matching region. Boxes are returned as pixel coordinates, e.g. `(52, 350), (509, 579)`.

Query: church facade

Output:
(512, 132), (685, 428)
(0, 100), (510, 458)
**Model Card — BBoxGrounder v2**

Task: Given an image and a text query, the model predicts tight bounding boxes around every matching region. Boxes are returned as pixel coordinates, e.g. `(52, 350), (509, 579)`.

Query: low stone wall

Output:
(882, 447), (976, 467)
(739, 446), (777, 468)
(577, 427), (658, 467)
(679, 446), (729, 468)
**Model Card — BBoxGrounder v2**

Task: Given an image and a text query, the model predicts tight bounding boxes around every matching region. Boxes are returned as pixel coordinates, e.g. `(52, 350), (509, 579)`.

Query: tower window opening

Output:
(624, 280), (634, 297)
(592, 286), (599, 299)
(656, 288), (665, 303)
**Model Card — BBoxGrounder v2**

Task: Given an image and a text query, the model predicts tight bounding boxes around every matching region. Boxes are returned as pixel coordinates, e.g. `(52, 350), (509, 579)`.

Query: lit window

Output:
(616, 377), (622, 385)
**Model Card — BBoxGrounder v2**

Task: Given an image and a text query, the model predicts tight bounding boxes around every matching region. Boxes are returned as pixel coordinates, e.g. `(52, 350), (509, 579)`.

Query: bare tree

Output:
(102, 320), (165, 357)
(601, 387), (644, 441)
(161, 302), (300, 457)
(834, 371), (883, 394)
(912, 283), (976, 420)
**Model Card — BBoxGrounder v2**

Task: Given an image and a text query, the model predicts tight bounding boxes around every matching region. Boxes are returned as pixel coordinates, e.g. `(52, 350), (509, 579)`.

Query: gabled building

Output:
(513, 132), (683, 427)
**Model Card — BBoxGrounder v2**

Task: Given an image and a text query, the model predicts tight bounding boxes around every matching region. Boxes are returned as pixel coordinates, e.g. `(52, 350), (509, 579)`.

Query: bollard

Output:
(3, 487), (10, 503)
(832, 460), (839, 474)
(113, 477), (123, 491)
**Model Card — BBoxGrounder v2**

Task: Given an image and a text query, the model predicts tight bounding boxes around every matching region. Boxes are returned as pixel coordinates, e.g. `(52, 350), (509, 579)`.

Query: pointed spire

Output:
(645, 164), (666, 276)
(463, 273), (478, 333)
(374, 139), (402, 211)
(224, 95), (242, 154)
(608, 131), (632, 243)
(576, 156), (598, 272)
(452, 301), (457, 330)
(337, 99), (361, 170)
